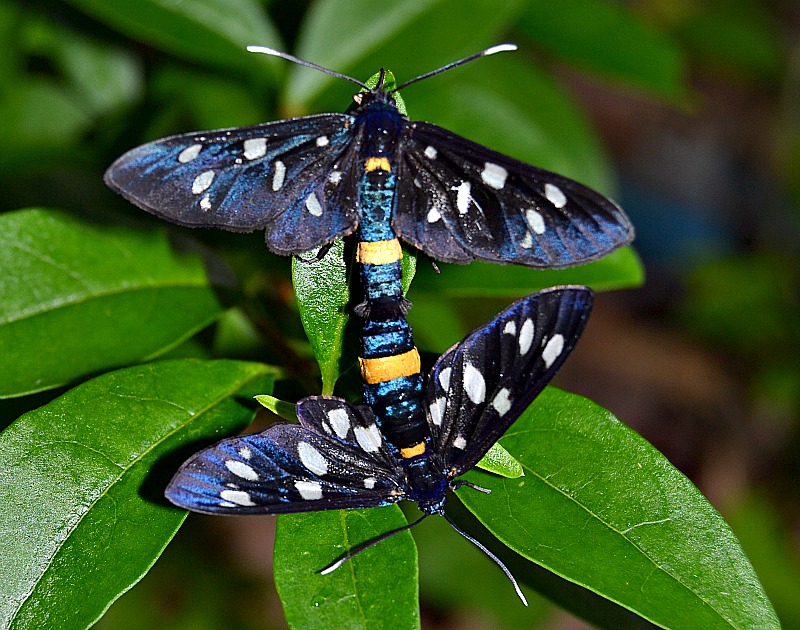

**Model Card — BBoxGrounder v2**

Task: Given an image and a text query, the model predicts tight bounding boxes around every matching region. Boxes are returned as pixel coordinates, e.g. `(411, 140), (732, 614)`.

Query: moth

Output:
(166, 286), (594, 602)
(104, 45), (634, 270)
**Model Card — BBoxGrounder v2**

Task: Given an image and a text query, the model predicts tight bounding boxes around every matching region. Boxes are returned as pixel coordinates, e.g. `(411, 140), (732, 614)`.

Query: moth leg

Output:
(294, 242), (335, 265)
(452, 479), (491, 495)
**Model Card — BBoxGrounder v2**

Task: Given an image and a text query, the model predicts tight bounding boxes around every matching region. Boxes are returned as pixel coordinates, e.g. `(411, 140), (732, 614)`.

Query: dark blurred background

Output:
(2, 0), (798, 628)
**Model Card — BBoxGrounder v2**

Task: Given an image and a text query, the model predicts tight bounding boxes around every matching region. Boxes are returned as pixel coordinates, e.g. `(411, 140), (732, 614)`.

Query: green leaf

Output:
(64, 0), (282, 75)
(458, 388), (779, 629)
(518, 0), (687, 101)
(411, 247), (644, 298)
(400, 247), (417, 294)
(0, 209), (227, 398)
(364, 69), (406, 114)
(23, 16), (144, 116)
(255, 394), (297, 422)
(476, 442), (523, 478)
(274, 507), (419, 629)
(290, 0), (526, 110)
(0, 359), (276, 629)
(0, 79), (91, 158)
(414, 510), (550, 628)
(150, 65), (265, 130)
(292, 241), (417, 395)
(676, 3), (783, 83)
(292, 240), (350, 395)
(727, 494), (800, 628)
(288, 0), (443, 107)
(408, 248), (643, 353)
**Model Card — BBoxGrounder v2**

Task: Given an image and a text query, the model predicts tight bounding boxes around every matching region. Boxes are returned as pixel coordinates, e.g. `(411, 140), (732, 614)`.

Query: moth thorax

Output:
(403, 455), (447, 513)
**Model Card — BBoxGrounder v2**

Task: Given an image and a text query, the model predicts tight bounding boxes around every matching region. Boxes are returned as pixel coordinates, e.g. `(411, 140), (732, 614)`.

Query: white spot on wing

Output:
(328, 170), (342, 184)
(355, 424), (382, 453)
(219, 501), (237, 507)
(238, 446), (252, 460)
(463, 363), (486, 404)
(364, 477), (376, 489)
(427, 206), (441, 223)
(272, 160), (286, 191)
(178, 144), (202, 163)
(327, 408), (350, 439)
(519, 319), (534, 355)
(199, 194), (211, 210)
(542, 334), (565, 368)
(305, 193), (323, 216)
(456, 181), (471, 214)
(295, 480), (323, 500)
(429, 396), (446, 426)
(525, 208), (546, 234)
(520, 232), (533, 249)
(225, 459), (259, 481)
(438, 367), (451, 391)
(503, 320), (516, 335)
(243, 137), (267, 160)
(481, 162), (508, 189)
(219, 489), (255, 506)
(492, 388), (512, 416)
(453, 435), (467, 450)
(544, 183), (567, 208)
(192, 170), (214, 194)
(298, 442), (328, 476)
(424, 146), (437, 159)
(316, 135), (329, 147)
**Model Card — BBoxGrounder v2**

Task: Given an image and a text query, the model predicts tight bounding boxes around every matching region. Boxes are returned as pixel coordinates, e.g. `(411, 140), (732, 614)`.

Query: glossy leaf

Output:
(458, 387), (779, 629)
(274, 507), (419, 629)
(254, 394), (297, 422)
(0, 359), (277, 629)
(292, 241), (417, 395)
(411, 246), (644, 297)
(292, 240), (350, 395)
(0, 209), (226, 398)
(518, 0), (687, 100)
(64, 0), (281, 74)
(476, 442), (523, 479)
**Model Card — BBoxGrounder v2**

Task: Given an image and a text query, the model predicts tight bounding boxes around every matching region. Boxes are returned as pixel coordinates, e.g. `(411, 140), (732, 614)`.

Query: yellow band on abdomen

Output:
(365, 156), (391, 172)
(400, 442), (426, 459)
(359, 348), (421, 384)
(356, 239), (402, 265)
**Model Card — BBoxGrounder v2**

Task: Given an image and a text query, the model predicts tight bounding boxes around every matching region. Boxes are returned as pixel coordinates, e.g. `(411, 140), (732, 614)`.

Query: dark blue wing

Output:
(394, 122), (634, 268)
(423, 286), (593, 475)
(105, 114), (362, 254)
(165, 397), (407, 515)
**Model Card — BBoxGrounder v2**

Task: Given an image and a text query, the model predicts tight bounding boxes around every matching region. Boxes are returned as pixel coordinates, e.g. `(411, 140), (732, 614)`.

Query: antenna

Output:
(444, 513), (528, 606)
(247, 43), (517, 94)
(319, 514), (430, 575)
(247, 45), (369, 89)
(393, 43), (517, 92)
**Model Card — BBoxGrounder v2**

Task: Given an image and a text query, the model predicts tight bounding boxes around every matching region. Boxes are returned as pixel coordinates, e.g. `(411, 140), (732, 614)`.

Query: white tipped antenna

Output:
(319, 514), (429, 575)
(247, 43), (518, 94)
(444, 513), (529, 606)
(393, 43), (518, 92)
(247, 45), (369, 89)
